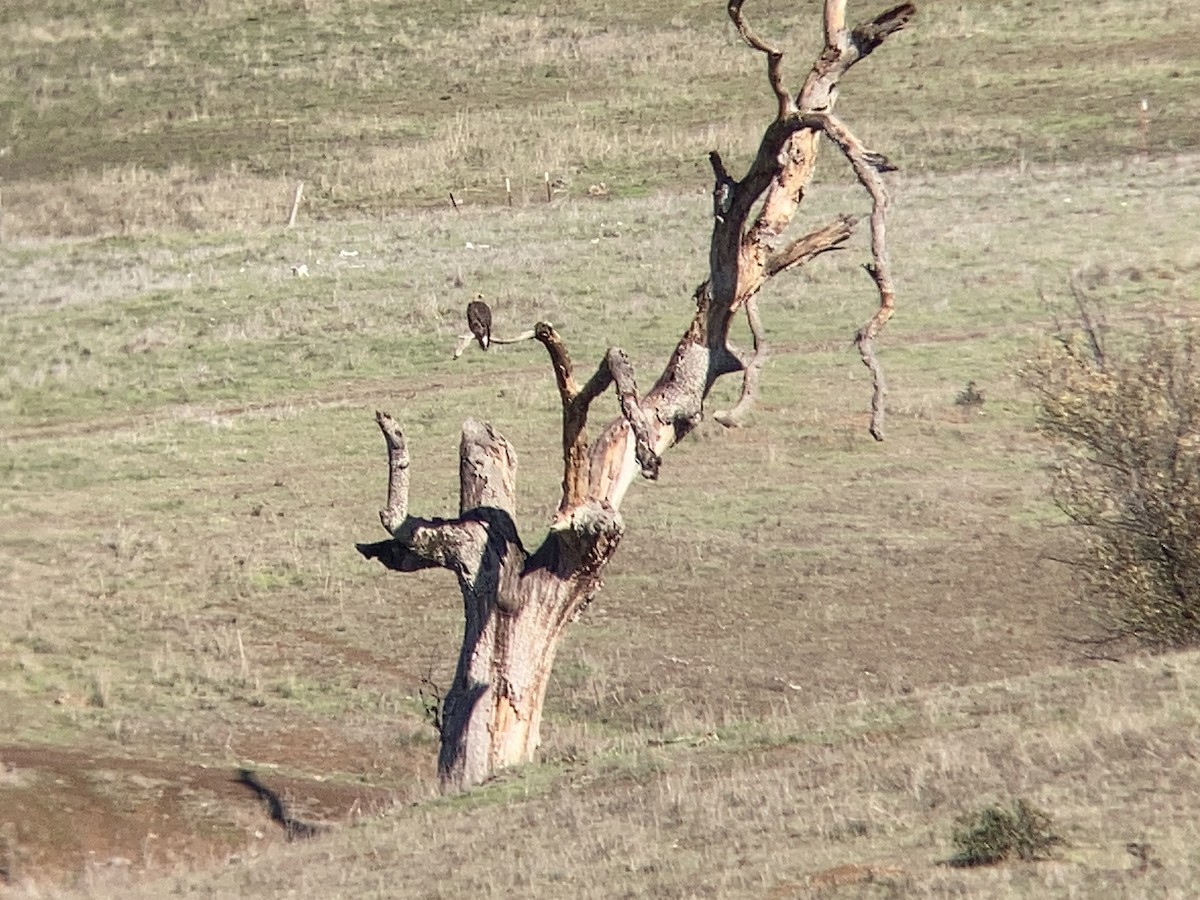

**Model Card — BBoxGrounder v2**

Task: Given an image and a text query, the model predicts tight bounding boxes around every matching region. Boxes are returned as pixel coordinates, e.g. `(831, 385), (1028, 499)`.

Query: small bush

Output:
(950, 799), (1063, 867)
(1026, 308), (1200, 649)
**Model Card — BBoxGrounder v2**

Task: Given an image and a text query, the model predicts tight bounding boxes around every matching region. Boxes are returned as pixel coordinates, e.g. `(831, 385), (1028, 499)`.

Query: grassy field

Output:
(3, 0), (1199, 235)
(2, 0), (1200, 896)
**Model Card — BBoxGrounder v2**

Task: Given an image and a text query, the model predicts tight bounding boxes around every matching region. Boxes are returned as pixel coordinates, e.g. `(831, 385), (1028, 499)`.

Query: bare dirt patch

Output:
(0, 743), (396, 889)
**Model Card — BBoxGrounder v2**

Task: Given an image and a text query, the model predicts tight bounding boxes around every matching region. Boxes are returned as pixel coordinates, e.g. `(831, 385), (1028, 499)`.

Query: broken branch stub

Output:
(375, 411), (410, 534)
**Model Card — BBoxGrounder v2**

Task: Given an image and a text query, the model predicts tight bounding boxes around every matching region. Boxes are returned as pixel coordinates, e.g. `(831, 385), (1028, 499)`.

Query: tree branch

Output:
(765, 213), (858, 278)
(728, 0), (794, 120)
(709, 151), (737, 224)
(458, 418), (518, 516)
(533, 323), (591, 513)
(355, 536), (436, 572)
(713, 297), (767, 428)
(364, 411), (475, 570)
(356, 517), (474, 573)
(375, 410), (410, 535)
(807, 1), (916, 101)
(606, 349), (661, 480)
(850, 2), (918, 62)
(453, 328), (539, 359)
(576, 360), (616, 409)
(534, 321), (662, 517)
(708, 150), (730, 183)
(358, 417), (519, 574)
(823, 0), (847, 47)
(533, 322), (581, 404)
(794, 111), (897, 441)
(736, 0), (912, 255)
(711, 197), (857, 434)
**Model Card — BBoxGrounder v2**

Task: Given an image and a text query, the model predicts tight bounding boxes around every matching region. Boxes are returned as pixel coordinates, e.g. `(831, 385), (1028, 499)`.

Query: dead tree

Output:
(357, 0), (914, 791)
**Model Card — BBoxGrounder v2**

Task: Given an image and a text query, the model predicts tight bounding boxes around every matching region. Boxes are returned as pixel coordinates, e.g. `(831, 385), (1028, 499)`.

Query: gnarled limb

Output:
(713, 297), (767, 428)
(355, 508), (482, 573)
(706, 214), (856, 428)
(357, 411), (467, 571)
(710, 151), (737, 224)
(728, 0), (794, 120)
(606, 349), (660, 480)
(803, 2), (916, 109)
(849, 2), (917, 62)
(794, 111), (897, 440)
(766, 213), (858, 278)
(713, 1), (911, 404)
(736, 0), (913, 276)
(533, 322), (591, 514)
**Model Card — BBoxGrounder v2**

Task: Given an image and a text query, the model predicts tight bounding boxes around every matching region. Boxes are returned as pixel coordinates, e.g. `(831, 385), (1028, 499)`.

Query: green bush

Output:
(950, 799), (1062, 867)
(1026, 313), (1200, 649)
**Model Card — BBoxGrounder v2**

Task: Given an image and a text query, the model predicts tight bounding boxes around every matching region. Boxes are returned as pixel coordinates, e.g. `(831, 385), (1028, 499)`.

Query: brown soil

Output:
(0, 742), (396, 889)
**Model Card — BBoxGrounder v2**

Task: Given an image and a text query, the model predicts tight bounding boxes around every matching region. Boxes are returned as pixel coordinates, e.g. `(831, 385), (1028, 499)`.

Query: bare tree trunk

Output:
(357, 0), (914, 791)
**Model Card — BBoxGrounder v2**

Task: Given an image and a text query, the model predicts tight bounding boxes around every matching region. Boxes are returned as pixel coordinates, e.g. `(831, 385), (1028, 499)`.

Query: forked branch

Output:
(534, 323), (662, 513)
(808, 1), (916, 95)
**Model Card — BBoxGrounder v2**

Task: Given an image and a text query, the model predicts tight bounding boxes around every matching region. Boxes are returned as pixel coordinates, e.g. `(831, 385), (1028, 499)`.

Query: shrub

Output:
(1026, 309), (1200, 649)
(950, 799), (1063, 867)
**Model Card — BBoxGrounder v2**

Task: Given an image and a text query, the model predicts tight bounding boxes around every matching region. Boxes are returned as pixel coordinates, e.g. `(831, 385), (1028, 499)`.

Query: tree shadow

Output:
(234, 769), (326, 842)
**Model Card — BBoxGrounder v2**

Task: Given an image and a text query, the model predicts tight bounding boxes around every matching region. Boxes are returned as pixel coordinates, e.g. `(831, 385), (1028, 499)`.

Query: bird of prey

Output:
(466, 296), (493, 351)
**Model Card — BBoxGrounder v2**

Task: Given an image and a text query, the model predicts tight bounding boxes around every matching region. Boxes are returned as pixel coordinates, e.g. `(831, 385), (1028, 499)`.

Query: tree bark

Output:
(357, 0), (914, 791)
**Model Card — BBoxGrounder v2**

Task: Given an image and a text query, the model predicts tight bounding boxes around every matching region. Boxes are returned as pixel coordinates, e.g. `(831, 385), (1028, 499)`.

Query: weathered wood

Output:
(794, 111), (898, 440)
(452, 327), (537, 359)
(375, 411), (410, 534)
(532, 323), (589, 515)
(713, 297), (767, 428)
(358, 0), (911, 791)
(729, 0), (794, 120)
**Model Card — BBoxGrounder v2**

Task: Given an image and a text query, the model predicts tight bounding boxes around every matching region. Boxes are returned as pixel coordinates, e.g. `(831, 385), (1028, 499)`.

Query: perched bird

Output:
(466, 296), (493, 351)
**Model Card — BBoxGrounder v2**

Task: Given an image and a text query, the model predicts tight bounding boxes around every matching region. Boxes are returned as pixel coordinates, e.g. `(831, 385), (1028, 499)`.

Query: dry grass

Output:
(63, 654), (1200, 898)
(3, 0), (1200, 895)
(2, 152), (1199, 895)
(2, 0), (1198, 236)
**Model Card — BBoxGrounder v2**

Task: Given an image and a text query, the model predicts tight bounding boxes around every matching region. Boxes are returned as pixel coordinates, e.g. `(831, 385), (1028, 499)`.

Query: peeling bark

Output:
(358, 0), (912, 791)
